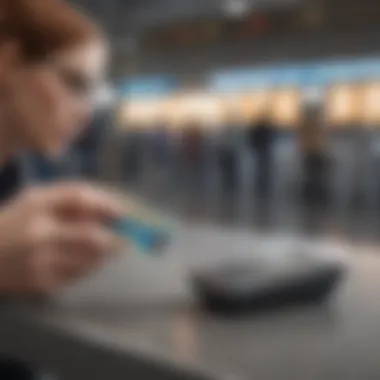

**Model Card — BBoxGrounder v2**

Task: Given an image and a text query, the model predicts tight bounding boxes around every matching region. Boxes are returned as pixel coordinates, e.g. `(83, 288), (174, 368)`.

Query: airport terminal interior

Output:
(5, 0), (380, 379)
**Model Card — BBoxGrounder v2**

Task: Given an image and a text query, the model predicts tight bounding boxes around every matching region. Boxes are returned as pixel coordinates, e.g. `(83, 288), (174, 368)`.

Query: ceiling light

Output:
(223, 0), (250, 17)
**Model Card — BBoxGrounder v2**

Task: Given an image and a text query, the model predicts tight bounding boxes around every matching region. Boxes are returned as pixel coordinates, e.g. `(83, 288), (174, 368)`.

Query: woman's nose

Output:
(74, 103), (92, 128)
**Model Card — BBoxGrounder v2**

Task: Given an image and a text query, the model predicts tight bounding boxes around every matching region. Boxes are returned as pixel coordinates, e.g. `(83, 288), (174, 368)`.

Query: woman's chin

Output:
(39, 144), (69, 160)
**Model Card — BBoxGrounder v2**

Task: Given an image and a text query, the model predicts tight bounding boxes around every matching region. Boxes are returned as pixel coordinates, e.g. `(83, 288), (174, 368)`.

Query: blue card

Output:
(111, 217), (171, 254)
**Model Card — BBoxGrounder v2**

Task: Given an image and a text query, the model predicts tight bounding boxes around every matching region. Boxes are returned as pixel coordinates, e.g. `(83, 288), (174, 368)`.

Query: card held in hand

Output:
(111, 217), (171, 255)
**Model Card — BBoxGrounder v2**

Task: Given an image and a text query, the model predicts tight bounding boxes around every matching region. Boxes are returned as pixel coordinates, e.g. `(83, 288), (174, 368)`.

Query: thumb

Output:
(40, 183), (125, 220)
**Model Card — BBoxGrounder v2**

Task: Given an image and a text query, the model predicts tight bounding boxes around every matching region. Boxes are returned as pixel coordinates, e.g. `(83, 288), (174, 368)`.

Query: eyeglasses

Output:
(56, 65), (98, 99)
(40, 60), (101, 102)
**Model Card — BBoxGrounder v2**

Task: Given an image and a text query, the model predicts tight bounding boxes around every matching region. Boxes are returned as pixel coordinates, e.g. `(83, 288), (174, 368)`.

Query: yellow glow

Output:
(171, 93), (224, 129)
(271, 90), (301, 127)
(118, 93), (225, 131)
(217, 94), (245, 122)
(157, 97), (181, 129)
(118, 98), (175, 130)
(241, 92), (273, 121)
(362, 83), (380, 124)
(326, 85), (362, 125)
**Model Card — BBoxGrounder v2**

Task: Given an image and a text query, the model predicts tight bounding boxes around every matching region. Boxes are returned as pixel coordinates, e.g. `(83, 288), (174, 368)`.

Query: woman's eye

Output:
(61, 71), (92, 95)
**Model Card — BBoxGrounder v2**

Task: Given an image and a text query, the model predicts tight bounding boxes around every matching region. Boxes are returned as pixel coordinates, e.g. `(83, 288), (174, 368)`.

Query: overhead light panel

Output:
(222, 0), (251, 18)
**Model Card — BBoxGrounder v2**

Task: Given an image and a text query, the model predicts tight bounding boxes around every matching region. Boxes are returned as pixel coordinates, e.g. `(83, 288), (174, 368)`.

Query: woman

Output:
(0, 0), (126, 296)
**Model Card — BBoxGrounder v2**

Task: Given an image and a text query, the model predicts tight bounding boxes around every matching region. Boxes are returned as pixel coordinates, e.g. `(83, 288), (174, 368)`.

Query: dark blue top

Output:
(0, 111), (113, 203)
(0, 152), (79, 205)
(0, 159), (21, 203)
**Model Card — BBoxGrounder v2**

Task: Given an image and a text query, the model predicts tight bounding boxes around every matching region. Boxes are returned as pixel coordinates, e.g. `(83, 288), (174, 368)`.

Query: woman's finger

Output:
(54, 247), (106, 281)
(49, 221), (127, 254)
(36, 183), (127, 220)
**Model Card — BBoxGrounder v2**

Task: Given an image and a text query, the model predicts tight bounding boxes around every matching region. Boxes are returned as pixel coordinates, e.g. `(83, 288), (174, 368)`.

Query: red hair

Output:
(0, 0), (100, 61)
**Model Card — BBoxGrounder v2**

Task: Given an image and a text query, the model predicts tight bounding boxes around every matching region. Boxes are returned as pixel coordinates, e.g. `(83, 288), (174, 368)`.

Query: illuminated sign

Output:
(118, 76), (179, 99)
(209, 58), (380, 92)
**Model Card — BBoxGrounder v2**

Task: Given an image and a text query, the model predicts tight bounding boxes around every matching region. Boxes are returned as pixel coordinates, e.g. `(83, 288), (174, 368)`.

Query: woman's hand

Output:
(0, 183), (126, 296)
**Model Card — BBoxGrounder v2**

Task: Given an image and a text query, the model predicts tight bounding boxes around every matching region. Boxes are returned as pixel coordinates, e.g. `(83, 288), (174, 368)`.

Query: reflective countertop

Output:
(21, 227), (380, 380)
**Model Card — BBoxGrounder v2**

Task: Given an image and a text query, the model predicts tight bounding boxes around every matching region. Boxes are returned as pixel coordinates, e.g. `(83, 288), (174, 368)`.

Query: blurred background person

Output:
(247, 112), (276, 199)
(299, 103), (330, 206)
(123, 125), (144, 184)
(180, 121), (205, 194)
(150, 120), (173, 191)
(151, 121), (171, 168)
(218, 116), (243, 195)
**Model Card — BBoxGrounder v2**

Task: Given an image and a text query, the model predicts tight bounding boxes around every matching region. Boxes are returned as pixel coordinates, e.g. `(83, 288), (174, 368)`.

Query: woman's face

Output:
(3, 40), (108, 157)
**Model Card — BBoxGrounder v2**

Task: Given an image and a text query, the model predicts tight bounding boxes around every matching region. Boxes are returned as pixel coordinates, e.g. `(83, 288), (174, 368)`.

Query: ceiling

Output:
(70, 0), (304, 74)
(71, 0), (302, 35)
